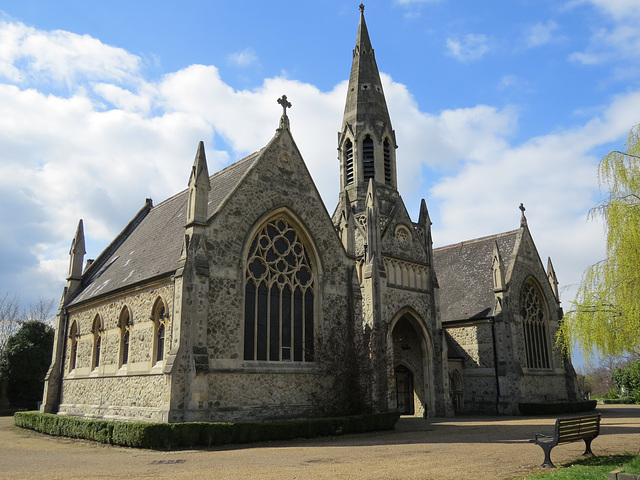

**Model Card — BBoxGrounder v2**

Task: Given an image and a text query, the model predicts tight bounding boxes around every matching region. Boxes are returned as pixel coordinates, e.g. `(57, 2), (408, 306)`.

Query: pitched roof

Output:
(433, 229), (519, 323)
(68, 149), (262, 306)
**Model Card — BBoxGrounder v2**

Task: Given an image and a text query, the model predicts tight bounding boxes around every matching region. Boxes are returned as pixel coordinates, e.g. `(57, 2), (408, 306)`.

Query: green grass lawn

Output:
(521, 454), (640, 479)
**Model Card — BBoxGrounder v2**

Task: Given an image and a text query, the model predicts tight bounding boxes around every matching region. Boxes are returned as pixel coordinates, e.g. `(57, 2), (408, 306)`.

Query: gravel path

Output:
(1, 405), (639, 479)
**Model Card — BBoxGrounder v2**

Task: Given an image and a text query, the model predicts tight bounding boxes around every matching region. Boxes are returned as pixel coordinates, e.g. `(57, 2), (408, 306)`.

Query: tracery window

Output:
(362, 135), (375, 181)
(521, 280), (550, 369)
(153, 299), (167, 363)
(119, 308), (132, 367)
(345, 139), (354, 186)
(244, 217), (315, 362)
(91, 315), (102, 370)
(383, 138), (392, 184)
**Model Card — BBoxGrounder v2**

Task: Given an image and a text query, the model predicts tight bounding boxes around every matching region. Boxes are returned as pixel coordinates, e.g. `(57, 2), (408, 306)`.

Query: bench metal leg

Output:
(582, 438), (595, 457)
(539, 444), (556, 468)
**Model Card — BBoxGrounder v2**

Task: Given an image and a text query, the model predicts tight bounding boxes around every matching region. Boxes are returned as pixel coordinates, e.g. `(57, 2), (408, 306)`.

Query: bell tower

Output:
(338, 3), (398, 217)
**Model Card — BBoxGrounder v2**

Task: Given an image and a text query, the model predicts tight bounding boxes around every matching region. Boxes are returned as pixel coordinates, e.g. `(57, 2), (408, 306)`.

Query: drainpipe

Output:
(490, 317), (500, 414)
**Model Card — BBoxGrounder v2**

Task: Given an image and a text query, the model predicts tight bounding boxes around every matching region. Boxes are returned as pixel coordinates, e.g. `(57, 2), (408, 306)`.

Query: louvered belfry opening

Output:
(345, 139), (354, 185)
(383, 138), (392, 184)
(362, 135), (375, 180)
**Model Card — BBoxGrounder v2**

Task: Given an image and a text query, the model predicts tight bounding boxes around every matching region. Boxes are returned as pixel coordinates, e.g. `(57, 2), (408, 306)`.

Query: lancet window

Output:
(119, 308), (132, 367)
(68, 321), (78, 372)
(153, 299), (167, 363)
(521, 280), (550, 369)
(244, 216), (315, 362)
(91, 315), (102, 370)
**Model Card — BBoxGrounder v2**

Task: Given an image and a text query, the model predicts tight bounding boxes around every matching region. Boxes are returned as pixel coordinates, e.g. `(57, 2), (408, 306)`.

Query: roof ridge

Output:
(152, 148), (265, 211)
(434, 228), (520, 252)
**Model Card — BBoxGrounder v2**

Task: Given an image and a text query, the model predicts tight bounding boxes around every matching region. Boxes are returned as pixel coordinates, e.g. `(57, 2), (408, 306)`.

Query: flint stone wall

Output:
(59, 374), (168, 422)
(60, 282), (173, 421)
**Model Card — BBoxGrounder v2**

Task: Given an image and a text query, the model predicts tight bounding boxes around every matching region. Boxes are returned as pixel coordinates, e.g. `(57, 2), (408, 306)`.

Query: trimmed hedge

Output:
(518, 400), (597, 416)
(14, 411), (400, 449)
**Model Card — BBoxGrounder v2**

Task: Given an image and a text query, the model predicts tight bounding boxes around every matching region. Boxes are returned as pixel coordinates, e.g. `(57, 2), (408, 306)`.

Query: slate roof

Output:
(433, 229), (519, 323)
(69, 149), (263, 306)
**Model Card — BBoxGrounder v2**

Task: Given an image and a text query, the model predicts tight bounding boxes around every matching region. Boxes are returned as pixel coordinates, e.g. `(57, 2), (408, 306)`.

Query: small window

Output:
(91, 315), (102, 370)
(119, 308), (132, 367)
(363, 135), (375, 181)
(69, 321), (78, 372)
(384, 138), (392, 184)
(153, 299), (168, 363)
(157, 324), (165, 362)
(345, 139), (354, 186)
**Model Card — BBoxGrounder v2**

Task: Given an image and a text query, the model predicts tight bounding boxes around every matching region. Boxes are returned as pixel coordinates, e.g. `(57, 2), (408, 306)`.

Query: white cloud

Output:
(525, 20), (560, 47)
(0, 20), (140, 86)
(227, 48), (258, 68)
(445, 34), (491, 63)
(582, 0), (640, 20)
(570, 1), (640, 65)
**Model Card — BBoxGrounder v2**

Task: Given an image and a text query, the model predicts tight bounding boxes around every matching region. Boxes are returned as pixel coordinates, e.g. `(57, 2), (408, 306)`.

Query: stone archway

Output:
(391, 311), (433, 417)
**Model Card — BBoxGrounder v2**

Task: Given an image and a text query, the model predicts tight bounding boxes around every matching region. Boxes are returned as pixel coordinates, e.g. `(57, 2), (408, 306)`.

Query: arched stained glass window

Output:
(521, 280), (550, 369)
(244, 217), (315, 362)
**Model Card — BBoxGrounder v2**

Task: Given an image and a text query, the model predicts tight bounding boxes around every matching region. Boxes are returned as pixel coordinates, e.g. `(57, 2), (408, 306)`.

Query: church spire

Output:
(339, 4), (397, 200)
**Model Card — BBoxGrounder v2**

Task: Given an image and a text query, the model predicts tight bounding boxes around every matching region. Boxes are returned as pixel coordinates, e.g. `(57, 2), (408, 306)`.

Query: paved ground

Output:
(1, 405), (639, 480)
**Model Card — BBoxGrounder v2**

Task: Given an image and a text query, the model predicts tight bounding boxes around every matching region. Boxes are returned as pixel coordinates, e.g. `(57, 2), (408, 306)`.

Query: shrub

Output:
(14, 411), (400, 450)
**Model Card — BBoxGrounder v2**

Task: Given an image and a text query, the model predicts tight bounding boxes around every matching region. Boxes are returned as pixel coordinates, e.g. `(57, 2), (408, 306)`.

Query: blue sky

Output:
(1, 0), (640, 364)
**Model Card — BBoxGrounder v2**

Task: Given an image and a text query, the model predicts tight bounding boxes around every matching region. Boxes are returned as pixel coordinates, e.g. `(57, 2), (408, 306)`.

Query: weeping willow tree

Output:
(560, 126), (640, 360)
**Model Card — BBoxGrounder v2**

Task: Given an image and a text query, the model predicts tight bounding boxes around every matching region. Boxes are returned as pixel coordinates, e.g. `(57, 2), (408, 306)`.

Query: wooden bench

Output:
(529, 413), (601, 468)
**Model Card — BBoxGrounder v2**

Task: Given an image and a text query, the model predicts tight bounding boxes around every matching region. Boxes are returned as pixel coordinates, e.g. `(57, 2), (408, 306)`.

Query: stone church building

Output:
(42, 6), (577, 423)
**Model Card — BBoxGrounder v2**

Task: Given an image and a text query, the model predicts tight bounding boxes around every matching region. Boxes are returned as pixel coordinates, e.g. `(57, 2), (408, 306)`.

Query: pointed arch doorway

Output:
(391, 310), (433, 417)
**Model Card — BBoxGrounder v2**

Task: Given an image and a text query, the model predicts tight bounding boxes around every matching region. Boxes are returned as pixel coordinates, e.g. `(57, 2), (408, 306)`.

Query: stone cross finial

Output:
(278, 95), (292, 116)
(519, 203), (527, 227)
(360, 3), (365, 13)
(277, 95), (292, 131)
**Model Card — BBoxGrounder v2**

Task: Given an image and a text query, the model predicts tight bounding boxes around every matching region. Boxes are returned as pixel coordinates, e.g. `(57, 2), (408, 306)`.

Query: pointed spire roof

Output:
(67, 219), (86, 283)
(342, 4), (392, 136)
(189, 141), (210, 186)
(70, 219), (86, 256)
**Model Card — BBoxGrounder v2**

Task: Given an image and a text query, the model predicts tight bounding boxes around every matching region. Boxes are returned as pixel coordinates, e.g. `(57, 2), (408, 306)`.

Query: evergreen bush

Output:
(14, 411), (400, 449)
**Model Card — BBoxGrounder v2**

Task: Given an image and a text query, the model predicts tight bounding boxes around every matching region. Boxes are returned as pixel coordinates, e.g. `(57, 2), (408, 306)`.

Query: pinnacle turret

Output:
(186, 141), (211, 227)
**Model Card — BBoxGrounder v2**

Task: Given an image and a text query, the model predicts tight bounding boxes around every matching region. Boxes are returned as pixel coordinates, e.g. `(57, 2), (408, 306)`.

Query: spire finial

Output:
(277, 95), (292, 116)
(360, 3), (365, 13)
(277, 95), (292, 131)
(519, 203), (527, 227)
